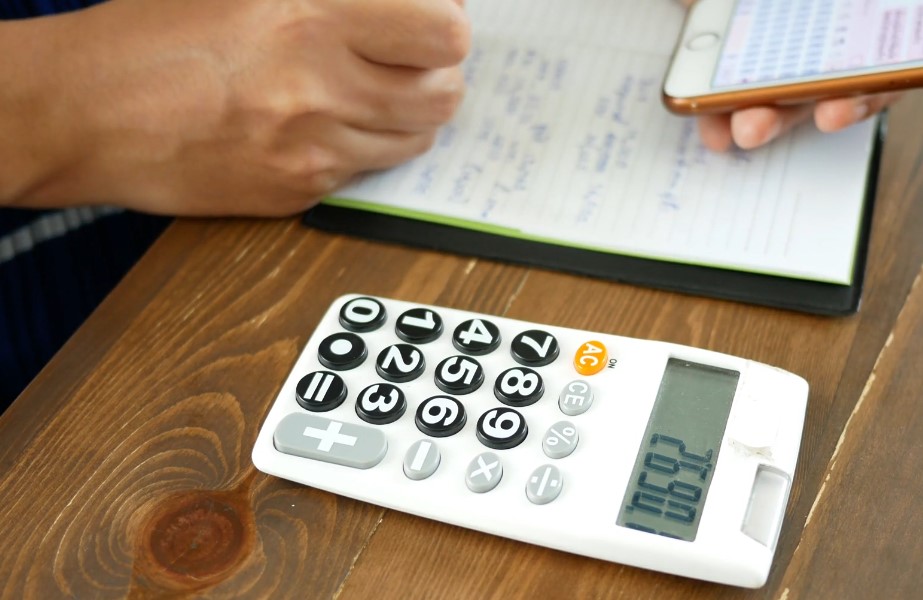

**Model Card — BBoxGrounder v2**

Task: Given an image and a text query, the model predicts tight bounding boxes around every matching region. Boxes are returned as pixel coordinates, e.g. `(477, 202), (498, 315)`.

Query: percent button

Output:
(542, 421), (579, 459)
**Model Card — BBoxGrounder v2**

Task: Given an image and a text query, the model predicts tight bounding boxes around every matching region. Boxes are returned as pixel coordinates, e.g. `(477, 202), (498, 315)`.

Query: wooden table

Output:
(3, 93), (923, 599)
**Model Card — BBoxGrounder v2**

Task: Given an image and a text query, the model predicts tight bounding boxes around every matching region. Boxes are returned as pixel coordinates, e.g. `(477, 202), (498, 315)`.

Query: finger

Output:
(338, 126), (438, 172)
(814, 92), (905, 132)
(729, 104), (814, 149)
(341, 62), (466, 133)
(696, 113), (734, 152)
(345, 0), (470, 69)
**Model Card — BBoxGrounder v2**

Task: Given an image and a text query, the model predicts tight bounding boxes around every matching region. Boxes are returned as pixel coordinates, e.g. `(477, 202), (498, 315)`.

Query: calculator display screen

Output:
(616, 359), (739, 541)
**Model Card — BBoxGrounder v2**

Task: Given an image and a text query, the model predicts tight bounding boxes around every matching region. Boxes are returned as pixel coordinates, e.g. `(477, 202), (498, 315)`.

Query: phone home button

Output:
(686, 32), (719, 51)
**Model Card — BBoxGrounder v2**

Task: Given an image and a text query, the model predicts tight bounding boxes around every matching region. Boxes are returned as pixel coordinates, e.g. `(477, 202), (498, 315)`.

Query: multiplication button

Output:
(274, 413), (387, 469)
(466, 452), (503, 493)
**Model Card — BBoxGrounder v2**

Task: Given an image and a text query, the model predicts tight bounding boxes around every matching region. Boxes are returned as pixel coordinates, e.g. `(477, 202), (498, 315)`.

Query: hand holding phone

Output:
(666, 0), (923, 149)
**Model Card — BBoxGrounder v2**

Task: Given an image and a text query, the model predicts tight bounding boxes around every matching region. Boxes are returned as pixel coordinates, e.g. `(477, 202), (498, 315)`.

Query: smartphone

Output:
(663, 0), (923, 114)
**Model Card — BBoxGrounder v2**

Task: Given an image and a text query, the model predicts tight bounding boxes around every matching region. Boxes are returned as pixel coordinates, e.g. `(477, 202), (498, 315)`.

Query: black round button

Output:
(395, 308), (444, 344)
(339, 296), (387, 333)
(415, 395), (467, 437)
(452, 318), (501, 356)
(510, 330), (560, 367)
(356, 383), (406, 425)
(494, 367), (544, 407)
(295, 371), (347, 412)
(476, 407), (528, 449)
(375, 344), (426, 383)
(434, 355), (484, 395)
(317, 332), (367, 371)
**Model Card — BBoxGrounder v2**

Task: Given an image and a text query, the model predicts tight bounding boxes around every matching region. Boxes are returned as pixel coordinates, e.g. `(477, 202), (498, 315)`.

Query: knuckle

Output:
(425, 69), (466, 124)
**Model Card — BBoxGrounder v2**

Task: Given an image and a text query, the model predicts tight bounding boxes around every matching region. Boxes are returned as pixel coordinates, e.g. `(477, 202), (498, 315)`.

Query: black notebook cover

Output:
(304, 121), (884, 317)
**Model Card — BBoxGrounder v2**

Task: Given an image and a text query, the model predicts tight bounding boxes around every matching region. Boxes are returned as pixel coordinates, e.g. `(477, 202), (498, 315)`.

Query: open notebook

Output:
(304, 0), (883, 315)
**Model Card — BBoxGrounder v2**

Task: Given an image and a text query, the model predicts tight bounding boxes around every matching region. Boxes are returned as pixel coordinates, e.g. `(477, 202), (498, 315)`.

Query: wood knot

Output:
(137, 490), (253, 590)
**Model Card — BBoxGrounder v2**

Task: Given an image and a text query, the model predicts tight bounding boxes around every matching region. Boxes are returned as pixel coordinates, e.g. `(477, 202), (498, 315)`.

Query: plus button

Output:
(303, 420), (358, 452)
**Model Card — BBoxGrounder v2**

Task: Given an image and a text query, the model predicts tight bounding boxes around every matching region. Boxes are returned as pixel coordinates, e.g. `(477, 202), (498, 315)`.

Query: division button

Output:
(526, 464), (564, 505)
(494, 366), (544, 407)
(510, 330), (560, 366)
(465, 452), (503, 493)
(339, 296), (387, 333)
(415, 395), (467, 437)
(558, 380), (594, 416)
(295, 371), (348, 412)
(434, 355), (485, 395)
(356, 383), (406, 425)
(403, 439), (441, 480)
(542, 421), (579, 459)
(395, 308), (444, 344)
(476, 407), (528, 450)
(573, 340), (608, 376)
(273, 413), (387, 469)
(452, 318), (501, 356)
(375, 344), (426, 383)
(317, 332), (367, 371)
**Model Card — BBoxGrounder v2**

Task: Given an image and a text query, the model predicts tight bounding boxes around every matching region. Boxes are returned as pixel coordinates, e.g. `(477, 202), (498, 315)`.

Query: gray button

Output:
(274, 413), (387, 469)
(542, 421), (579, 459)
(526, 464), (564, 505)
(403, 439), (441, 480)
(558, 379), (594, 416)
(465, 452), (503, 493)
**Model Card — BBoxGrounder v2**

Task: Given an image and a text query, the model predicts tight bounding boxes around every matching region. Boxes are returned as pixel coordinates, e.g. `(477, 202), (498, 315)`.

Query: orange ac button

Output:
(573, 341), (608, 376)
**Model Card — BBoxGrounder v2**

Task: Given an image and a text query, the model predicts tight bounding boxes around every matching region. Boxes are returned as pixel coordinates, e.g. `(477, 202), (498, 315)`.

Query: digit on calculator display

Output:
(616, 359), (740, 541)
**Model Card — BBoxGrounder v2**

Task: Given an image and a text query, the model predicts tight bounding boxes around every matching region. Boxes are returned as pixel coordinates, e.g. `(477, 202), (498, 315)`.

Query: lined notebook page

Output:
(334, 0), (878, 284)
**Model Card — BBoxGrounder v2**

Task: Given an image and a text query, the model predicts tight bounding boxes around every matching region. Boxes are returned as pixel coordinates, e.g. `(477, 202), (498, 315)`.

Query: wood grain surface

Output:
(2, 92), (922, 599)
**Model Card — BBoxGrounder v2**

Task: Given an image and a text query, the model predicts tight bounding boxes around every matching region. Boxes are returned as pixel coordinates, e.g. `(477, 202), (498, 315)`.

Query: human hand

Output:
(3, 0), (469, 216)
(676, 0), (903, 151)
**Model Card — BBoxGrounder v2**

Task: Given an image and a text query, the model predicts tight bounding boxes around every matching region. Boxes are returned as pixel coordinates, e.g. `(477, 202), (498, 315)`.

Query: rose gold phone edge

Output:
(663, 68), (923, 115)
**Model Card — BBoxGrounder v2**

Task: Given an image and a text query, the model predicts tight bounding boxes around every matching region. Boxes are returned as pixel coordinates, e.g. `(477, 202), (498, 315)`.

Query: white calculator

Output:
(252, 294), (808, 588)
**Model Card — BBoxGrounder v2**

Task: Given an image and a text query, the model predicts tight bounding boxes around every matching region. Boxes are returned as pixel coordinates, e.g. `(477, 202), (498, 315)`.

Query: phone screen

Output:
(713, 0), (923, 89)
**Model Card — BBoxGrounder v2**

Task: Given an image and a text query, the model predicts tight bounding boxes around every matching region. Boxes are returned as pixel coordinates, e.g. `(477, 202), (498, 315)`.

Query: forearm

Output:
(0, 16), (82, 207)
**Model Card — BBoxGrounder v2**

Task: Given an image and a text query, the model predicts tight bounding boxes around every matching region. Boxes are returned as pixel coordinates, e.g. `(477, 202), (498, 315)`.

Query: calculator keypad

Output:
(277, 296), (608, 506)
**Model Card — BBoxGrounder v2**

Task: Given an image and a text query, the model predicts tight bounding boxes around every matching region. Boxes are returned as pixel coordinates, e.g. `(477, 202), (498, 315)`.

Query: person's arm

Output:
(677, 0), (903, 151)
(0, 0), (469, 216)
